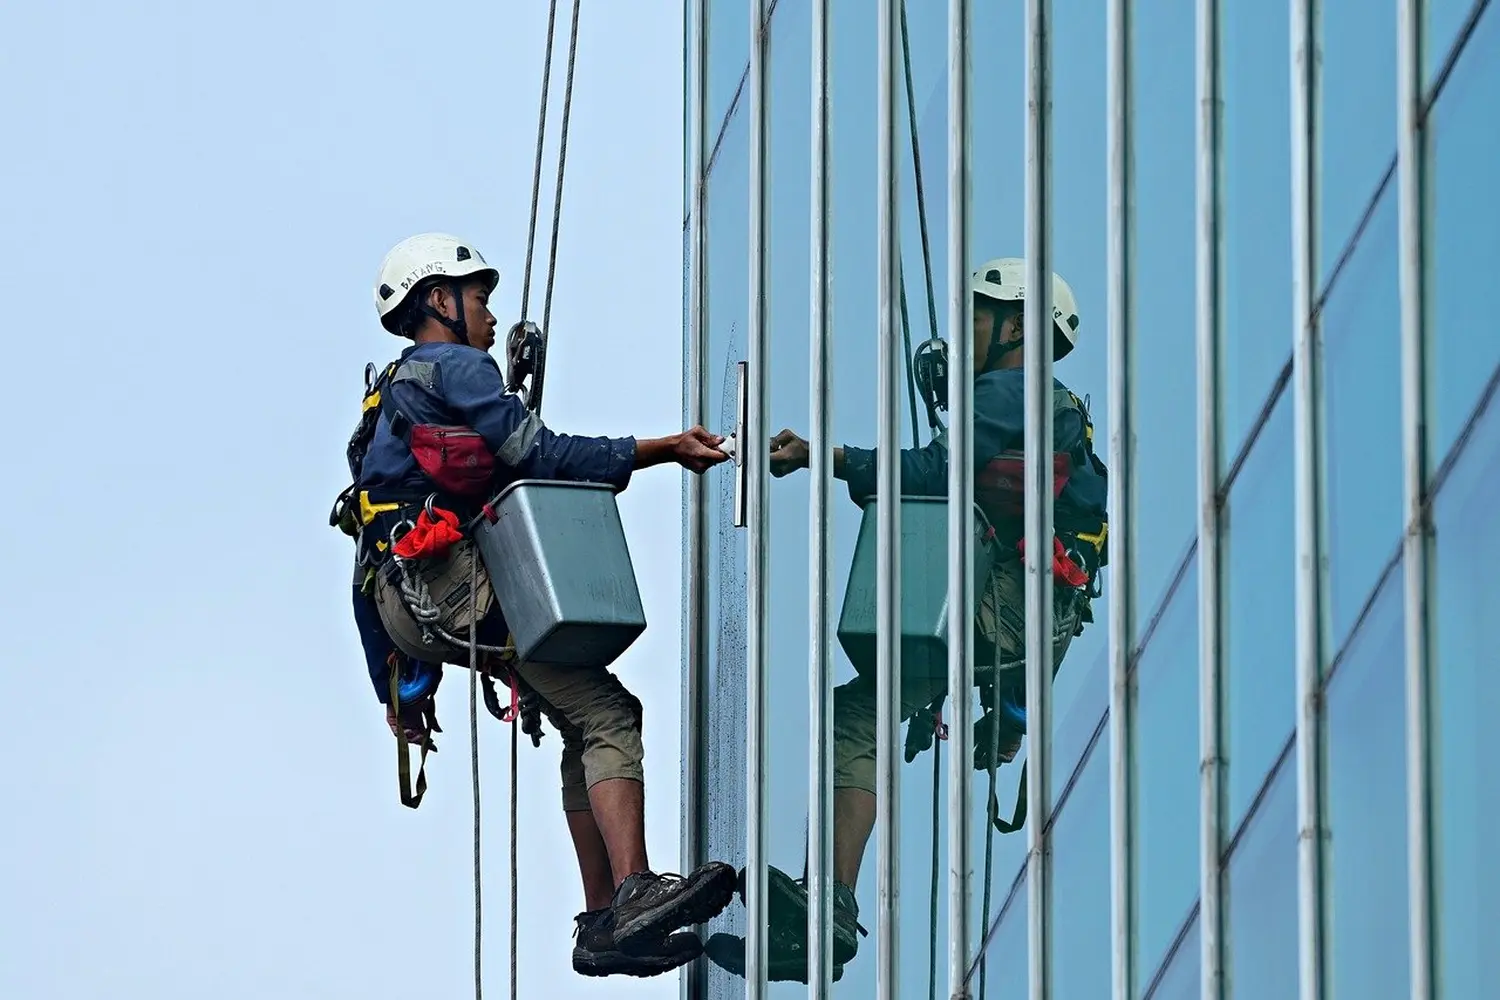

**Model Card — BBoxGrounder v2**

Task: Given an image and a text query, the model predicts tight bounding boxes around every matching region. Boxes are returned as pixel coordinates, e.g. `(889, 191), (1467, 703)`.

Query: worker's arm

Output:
(441, 349), (639, 489)
(790, 370), (1086, 504)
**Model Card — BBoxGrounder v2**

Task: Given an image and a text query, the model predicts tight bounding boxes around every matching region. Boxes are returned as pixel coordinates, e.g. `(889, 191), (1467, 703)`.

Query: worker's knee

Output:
(519, 663), (645, 789)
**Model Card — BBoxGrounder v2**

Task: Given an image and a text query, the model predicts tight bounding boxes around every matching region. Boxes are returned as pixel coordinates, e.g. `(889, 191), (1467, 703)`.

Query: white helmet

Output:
(971, 257), (1081, 360)
(374, 232), (500, 336)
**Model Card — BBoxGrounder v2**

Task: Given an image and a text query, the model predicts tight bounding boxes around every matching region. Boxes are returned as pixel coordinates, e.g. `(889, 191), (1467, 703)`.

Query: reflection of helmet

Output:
(971, 257), (1082, 360)
(374, 233), (500, 340)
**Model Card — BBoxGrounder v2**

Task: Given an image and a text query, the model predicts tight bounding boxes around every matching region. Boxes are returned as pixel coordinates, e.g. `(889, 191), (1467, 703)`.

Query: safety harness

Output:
(329, 348), (550, 811)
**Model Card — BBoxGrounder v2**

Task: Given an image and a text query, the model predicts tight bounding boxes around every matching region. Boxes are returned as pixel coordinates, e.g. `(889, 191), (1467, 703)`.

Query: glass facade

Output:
(680, 0), (1498, 996)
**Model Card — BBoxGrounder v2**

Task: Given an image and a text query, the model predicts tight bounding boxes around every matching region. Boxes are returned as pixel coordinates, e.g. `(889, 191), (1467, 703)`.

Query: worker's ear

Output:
(426, 282), (456, 318)
(1002, 309), (1025, 343)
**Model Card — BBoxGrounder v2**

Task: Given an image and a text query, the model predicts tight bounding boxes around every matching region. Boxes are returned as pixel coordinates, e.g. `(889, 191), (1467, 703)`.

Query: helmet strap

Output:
(417, 279), (471, 345)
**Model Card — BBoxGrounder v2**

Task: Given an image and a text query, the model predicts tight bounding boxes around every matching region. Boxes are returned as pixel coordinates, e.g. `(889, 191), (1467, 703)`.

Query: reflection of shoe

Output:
(703, 931), (845, 984)
(610, 862), (738, 955)
(572, 909), (703, 977)
(736, 866), (866, 968)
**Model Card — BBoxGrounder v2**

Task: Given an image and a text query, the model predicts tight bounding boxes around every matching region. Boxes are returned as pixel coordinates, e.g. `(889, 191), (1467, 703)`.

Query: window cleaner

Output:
(706, 257), (1110, 984)
(331, 232), (741, 980)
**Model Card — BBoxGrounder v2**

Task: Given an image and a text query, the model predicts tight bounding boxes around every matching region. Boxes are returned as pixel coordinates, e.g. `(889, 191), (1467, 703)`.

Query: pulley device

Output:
(505, 319), (547, 412)
(911, 336), (949, 428)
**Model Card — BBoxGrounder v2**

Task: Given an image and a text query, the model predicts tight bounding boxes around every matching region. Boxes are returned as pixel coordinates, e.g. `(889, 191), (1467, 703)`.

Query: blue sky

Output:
(0, 2), (687, 997)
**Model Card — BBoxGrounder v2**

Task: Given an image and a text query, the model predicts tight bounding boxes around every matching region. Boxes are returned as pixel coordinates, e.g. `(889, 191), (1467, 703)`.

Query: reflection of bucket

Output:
(835, 496), (998, 678)
(472, 480), (647, 668)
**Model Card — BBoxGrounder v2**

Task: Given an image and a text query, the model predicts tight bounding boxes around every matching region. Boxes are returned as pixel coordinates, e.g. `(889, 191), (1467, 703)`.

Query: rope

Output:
(503, 7), (584, 993)
(898, 0), (940, 349)
(541, 0), (582, 339)
(469, 552), (483, 1000)
(928, 716), (942, 1000)
(520, 0), (559, 323)
(510, 707), (519, 998)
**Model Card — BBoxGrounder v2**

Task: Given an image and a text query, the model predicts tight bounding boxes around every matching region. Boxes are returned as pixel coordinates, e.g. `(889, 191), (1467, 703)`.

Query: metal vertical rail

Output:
(1105, 0), (1136, 996)
(746, 0), (771, 995)
(1022, 0), (1055, 996)
(945, 0), (973, 995)
(809, 0), (836, 994)
(683, 0), (709, 994)
(876, 0), (904, 995)
(1194, 0), (1226, 997)
(1397, 0), (1436, 996)
(1289, 1), (1328, 998)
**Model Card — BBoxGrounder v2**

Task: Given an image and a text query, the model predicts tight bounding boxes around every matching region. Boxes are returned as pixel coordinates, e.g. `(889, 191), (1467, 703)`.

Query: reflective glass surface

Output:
(1322, 0), (1396, 283)
(1432, 361), (1500, 1000)
(1325, 564), (1410, 1000)
(1322, 187), (1402, 647)
(1132, 557), (1200, 978)
(1223, 757), (1297, 1000)
(1222, 394), (1295, 828)
(1049, 733), (1111, 999)
(1222, 0), (1292, 452)
(697, 103), (752, 998)
(1430, 2), (1500, 461)
(1144, 917), (1200, 1000)
(1128, 0), (1198, 623)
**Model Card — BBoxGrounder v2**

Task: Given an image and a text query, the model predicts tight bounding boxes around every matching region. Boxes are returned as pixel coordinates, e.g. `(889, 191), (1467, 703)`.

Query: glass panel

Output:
(696, 104), (751, 999)
(975, 870), (1029, 1000)
(1129, 0), (1198, 622)
(1430, 0), (1484, 85)
(1223, 757), (1297, 1000)
(1132, 554), (1200, 978)
(762, 5), (818, 996)
(1430, 2), (1500, 460)
(1222, 0), (1292, 452)
(1144, 917), (1200, 1000)
(1223, 392), (1295, 828)
(707, 0), (749, 140)
(1323, 186), (1402, 647)
(1049, 734), (1111, 999)
(967, 0), (1113, 955)
(817, 7), (885, 988)
(1322, 0), (1396, 284)
(1432, 367), (1500, 1000)
(1325, 563), (1410, 1000)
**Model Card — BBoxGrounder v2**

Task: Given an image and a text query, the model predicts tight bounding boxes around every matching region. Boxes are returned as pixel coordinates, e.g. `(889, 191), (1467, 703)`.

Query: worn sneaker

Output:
(737, 866), (866, 969)
(571, 909), (703, 978)
(610, 861), (738, 955)
(702, 930), (846, 984)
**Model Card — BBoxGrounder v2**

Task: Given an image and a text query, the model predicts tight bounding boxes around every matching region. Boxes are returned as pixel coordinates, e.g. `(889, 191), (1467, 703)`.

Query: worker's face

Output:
(972, 299), (1021, 373)
(463, 280), (499, 352)
(430, 280), (499, 350)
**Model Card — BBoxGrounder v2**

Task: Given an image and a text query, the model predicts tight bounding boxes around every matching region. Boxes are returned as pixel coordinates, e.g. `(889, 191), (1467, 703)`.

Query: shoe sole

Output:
(613, 864), (738, 955)
(573, 944), (702, 979)
(739, 867), (860, 966)
(703, 932), (844, 984)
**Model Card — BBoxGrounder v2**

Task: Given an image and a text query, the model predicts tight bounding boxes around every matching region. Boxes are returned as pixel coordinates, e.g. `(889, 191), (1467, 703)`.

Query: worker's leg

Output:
(826, 669), (950, 887)
(519, 678), (707, 977)
(721, 669), (946, 982)
(513, 659), (735, 954)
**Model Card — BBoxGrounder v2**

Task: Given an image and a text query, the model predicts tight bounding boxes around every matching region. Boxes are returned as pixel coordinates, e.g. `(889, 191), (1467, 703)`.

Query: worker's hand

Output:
(769, 429), (809, 478)
(674, 425), (729, 474)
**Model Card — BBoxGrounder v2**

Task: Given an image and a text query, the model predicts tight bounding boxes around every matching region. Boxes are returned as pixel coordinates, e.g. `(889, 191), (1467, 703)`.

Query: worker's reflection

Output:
(707, 259), (1110, 983)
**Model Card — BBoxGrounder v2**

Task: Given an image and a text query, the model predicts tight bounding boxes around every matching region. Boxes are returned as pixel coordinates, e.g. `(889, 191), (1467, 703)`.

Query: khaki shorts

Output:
(832, 560), (1084, 795)
(375, 539), (646, 812)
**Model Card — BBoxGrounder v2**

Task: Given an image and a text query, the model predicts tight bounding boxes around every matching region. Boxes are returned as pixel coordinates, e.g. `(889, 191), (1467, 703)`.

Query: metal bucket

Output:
(836, 496), (997, 678)
(472, 480), (648, 667)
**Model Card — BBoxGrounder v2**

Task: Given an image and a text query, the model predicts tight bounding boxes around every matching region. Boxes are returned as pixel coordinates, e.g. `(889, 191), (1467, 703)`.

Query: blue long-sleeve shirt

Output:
(357, 341), (638, 501)
(840, 368), (1106, 524)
